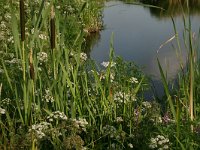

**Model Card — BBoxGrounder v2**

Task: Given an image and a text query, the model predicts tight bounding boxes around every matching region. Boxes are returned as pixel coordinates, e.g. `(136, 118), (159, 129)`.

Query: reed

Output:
(157, 0), (200, 148)
(1, 0), (200, 149)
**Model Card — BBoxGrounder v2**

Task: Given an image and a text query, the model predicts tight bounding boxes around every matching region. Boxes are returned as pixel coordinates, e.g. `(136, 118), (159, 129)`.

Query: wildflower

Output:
(162, 113), (171, 124)
(102, 125), (117, 138)
(101, 61), (116, 68)
(114, 91), (136, 104)
(47, 111), (68, 122)
(111, 143), (116, 149)
(129, 77), (138, 83)
(5, 13), (11, 20)
(0, 21), (6, 29)
(29, 122), (51, 139)
(80, 52), (87, 62)
(42, 89), (54, 103)
(7, 36), (14, 43)
(110, 72), (115, 82)
(5, 58), (20, 64)
(142, 101), (152, 108)
(72, 118), (88, 131)
(39, 34), (47, 40)
(37, 52), (48, 64)
(56, 5), (61, 9)
(0, 107), (6, 114)
(149, 135), (170, 149)
(45, 2), (50, 7)
(116, 117), (123, 123)
(1, 98), (11, 106)
(128, 143), (133, 148)
(31, 28), (35, 34)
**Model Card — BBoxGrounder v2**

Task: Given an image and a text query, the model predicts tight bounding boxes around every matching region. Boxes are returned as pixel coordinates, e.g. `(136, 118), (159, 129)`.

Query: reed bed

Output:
(0, 0), (200, 149)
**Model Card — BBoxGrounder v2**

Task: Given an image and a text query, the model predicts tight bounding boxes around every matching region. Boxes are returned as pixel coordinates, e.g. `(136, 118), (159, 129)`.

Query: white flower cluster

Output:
(99, 72), (115, 82)
(0, 107), (6, 114)
(39, 34), (47, 40)
(129, 77), (138, 84)
(0, 21), (6, 29)
(128, 143), (134, 149)
(72, 118), (88, 131)
(37, 52), (48, 64)
(1, 98), (11, 106)
(29, 122), (51, 139)
(101, 61), (116, 68)
(42, 89), (54, 103)
(4, 13), (11, 20)
(47, 111), (68, 122)
(149, 135), (170, 149)
(102, 125), (117, 138)
(80, 52), (87, 62)
(7, 36), (14, 43)
(142, 101), (152, 109)
(116, 117), (123, 123)
(5, 58), (20, 64)
(114, 91), (136, 104)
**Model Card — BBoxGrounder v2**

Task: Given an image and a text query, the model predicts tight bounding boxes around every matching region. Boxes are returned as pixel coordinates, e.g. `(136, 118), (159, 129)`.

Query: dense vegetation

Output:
(0, 0), (200, 149)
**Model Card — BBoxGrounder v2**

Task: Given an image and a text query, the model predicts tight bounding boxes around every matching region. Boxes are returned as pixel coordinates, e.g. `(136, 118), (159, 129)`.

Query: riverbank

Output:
(0, 0), (200, 149)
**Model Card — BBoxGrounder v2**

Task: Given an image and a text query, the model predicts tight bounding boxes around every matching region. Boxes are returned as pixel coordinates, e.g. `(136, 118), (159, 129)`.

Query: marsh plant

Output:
(1, 0), (200, 149)
(0, 0), (152, 149)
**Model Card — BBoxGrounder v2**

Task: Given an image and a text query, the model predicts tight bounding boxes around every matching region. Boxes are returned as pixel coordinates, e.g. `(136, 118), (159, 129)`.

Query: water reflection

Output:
(89, 1), (200, 81)
(123, 0), (200, 18)
(83, 32), (101, 58)
(142, 0), (200, 18)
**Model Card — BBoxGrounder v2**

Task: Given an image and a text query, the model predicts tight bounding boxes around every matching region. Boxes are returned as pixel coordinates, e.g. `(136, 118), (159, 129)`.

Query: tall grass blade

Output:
(157, 58), (176, 120)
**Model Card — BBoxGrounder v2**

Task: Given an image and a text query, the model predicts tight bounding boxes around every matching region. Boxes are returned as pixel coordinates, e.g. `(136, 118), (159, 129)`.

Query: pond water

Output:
(89, 0), (200, 82)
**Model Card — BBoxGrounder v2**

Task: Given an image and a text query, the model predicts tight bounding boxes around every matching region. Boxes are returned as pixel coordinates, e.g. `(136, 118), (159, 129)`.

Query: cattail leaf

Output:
(50, 5), (55, 50)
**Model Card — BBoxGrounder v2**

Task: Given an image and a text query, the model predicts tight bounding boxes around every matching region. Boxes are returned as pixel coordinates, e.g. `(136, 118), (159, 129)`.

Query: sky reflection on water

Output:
(90, 1), (200, 80)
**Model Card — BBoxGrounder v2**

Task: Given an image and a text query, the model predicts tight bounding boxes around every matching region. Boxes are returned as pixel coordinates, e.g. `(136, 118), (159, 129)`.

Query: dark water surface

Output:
(89, 1), (200, 82)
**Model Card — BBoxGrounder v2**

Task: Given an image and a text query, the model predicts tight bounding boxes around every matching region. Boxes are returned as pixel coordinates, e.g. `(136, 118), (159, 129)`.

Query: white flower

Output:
(7, 36), (14, 43)
(39, 34), (47, 40)
(111, 143), (116, 149)
(37, 52), (48, 63)
(102, 125), (117, 138)
(149, 135), (170, 149)
(5, 58), (20, 64)
(47, 111), (68, 122)
(56, 5), (61, 9)
(72, 118), (88, 131)
(101, 61), (116, 68)
(31, 28), (35, 34)
(0, 107), (6, 114)
(42, 89), (54, 103)
(114, 91), (136, 104)
(163, 145), (169, 149)
(128, 143), (133, 148)
(129, 77), (138, 83)
(80, 52), (87, 61)
(29, 122), (51, 139)
(0, 21), (6, 29)
(142, 101), (152, 108)
(1, 98), (11, 106)
(116, 117), (123, 123)
(5, 13), (11, 20)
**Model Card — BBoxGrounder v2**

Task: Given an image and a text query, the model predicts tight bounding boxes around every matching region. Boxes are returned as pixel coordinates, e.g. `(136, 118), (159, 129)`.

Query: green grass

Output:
(0, 0), (200, 149)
